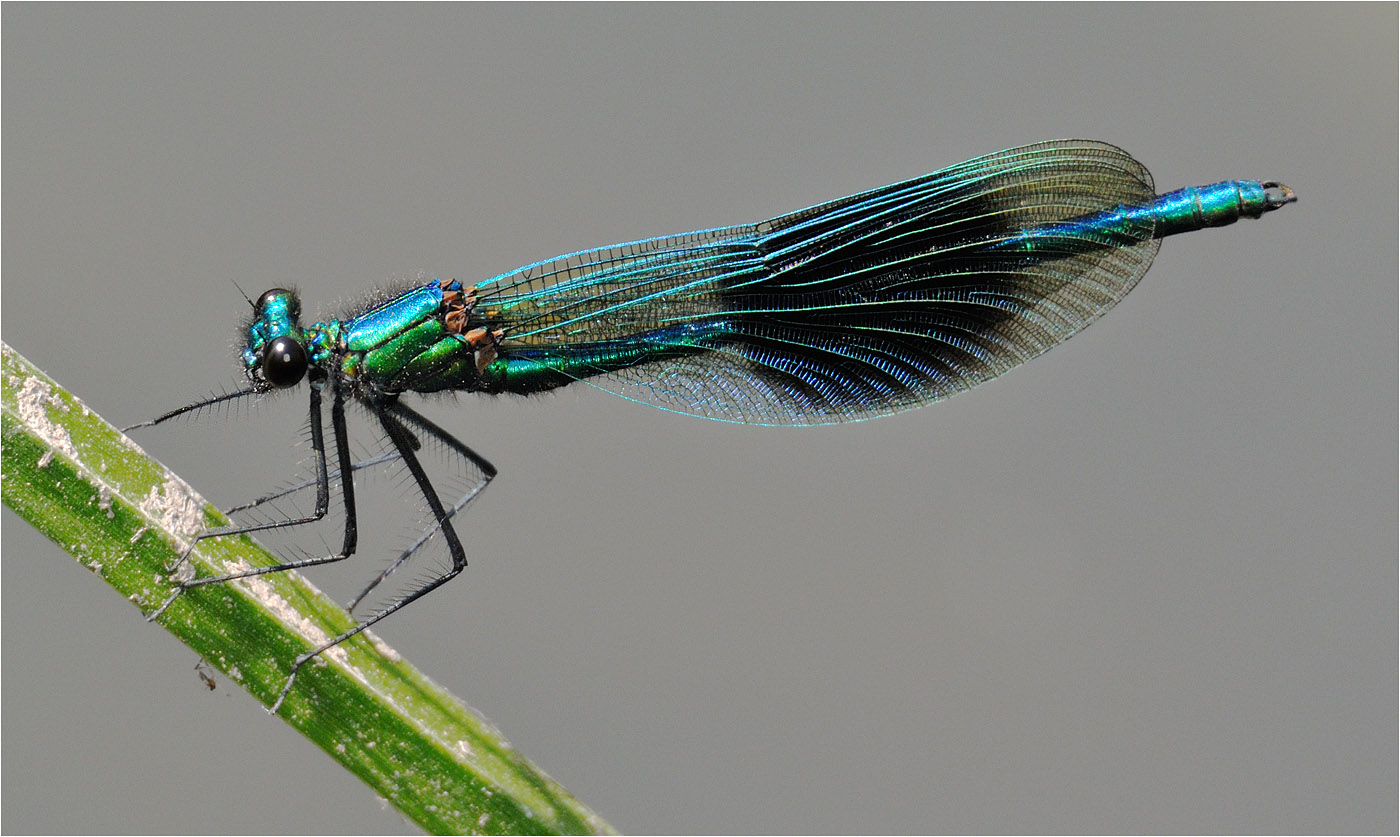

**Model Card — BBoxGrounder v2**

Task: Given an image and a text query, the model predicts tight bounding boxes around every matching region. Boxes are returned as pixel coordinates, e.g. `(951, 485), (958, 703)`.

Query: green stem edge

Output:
(1, 341), (614, 836)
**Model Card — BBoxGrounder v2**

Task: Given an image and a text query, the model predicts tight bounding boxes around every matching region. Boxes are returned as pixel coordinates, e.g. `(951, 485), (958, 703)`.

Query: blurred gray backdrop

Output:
(4, 4), (1395, 834)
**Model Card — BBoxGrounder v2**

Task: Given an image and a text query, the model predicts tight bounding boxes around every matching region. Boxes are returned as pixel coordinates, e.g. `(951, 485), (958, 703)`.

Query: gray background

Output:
(3, 4), (1394, 834)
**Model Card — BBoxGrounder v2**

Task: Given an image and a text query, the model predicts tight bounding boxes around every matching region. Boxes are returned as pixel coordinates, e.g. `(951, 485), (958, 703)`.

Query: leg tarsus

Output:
(269, 665), (301, 714)
(146, 588), (181, 622)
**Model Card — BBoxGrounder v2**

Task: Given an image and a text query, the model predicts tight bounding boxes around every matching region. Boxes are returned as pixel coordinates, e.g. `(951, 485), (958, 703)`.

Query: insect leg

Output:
(270, 394), (475, 713)
(225, 450), (401, 516)
(147, 379), (359, 620)
(345, 401), (496, 614)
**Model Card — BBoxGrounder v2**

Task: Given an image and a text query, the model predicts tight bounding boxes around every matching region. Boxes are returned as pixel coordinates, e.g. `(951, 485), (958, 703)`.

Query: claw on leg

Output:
(147, 587), (182, 622)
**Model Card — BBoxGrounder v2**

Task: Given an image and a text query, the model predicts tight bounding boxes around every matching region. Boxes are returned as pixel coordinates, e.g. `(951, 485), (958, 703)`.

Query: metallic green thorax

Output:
(342, 283), (460, 389)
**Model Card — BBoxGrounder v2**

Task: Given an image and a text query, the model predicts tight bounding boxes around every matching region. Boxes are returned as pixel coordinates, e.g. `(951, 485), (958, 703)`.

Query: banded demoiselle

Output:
(127, 139), (1295, 712)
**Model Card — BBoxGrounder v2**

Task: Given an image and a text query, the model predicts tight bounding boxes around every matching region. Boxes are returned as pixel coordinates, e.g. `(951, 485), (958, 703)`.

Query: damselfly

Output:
(127, 139), (1295, 712)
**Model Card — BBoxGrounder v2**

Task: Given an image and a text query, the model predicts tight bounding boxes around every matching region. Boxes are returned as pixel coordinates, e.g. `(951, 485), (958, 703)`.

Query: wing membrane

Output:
(474, 139), (1159, 425)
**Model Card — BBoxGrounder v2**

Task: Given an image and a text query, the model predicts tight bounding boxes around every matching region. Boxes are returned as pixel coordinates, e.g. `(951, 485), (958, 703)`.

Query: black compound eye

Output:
(261, 336), (308, 387)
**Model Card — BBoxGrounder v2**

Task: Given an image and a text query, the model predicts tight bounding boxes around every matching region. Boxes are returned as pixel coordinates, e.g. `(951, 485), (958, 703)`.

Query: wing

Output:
(472, 139), (1159, 425)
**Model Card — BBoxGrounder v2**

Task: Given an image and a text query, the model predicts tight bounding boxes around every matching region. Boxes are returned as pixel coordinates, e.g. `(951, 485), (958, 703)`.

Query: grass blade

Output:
(1, 341), (614, 836)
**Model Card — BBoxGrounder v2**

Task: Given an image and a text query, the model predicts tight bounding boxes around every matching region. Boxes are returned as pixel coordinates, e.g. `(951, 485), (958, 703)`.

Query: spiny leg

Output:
(225, 405), (425, 514)
(270, 394), (473, 713)
(346, 401), (496, 614)
(225, 450), (402, 516)
(148, 378), (359, 620)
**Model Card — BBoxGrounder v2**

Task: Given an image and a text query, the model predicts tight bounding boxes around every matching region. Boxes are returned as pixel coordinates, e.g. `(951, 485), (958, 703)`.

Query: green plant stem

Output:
(1, 341), (614, 836)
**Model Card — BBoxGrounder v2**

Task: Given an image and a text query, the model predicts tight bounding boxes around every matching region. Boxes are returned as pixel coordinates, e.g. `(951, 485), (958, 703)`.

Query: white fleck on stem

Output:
(15, 377), (78, 463)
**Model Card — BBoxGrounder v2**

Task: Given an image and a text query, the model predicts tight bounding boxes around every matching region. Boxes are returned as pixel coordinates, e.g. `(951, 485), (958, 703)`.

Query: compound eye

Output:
(261, 336), (308, 387)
